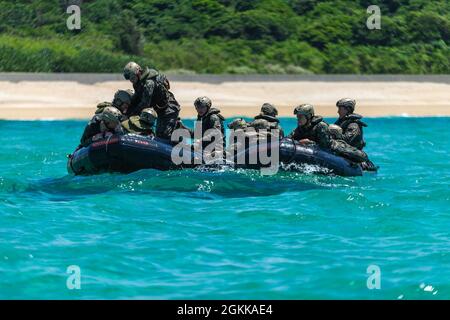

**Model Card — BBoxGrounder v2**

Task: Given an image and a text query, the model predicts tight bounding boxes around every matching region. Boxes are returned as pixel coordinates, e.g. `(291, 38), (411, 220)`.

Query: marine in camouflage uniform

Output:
(226, 118), (279, 161)
(95, 89), (133, 120)
(155, 72), (183, 139)
(226, 118), (250, 158)
(334, 98), (367, 150)
(192, 96), (226, 152)
(79, 107), (124, 148)
(248, 103), (284, 138)
(328, 124), (368, 163)
(123, 62), (180, 141)
(82, 90), (131, 148)
(287, 104), (332, 149)
(121, 108), (157, 137)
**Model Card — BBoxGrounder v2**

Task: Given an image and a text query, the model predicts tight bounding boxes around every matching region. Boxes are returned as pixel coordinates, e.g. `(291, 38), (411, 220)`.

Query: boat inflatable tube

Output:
(67, 134), (374, 177)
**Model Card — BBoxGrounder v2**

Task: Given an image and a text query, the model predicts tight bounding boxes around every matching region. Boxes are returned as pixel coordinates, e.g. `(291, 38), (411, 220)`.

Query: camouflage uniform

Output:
(79, 107), (123, 148)
(94, 102), (127, 122)
(195, 107), (226, 151)
(288, 116), (332, 149)
(334, 98), (367, 150)
(126, 67), (180, 140)
(79, 116), (102, 148)
(330, 140), (368, 163)
(227, 118), (274, 159)
(227, 119), (249, 156)
(326, 124), (368, 163)
(95, 89), (133, 121)
(248, 103), (284, 138)
(334, 114), (367, 150)
(121, 116), (154, 136)
(155, 73), (182, 140)
(121, 108), (156, 137)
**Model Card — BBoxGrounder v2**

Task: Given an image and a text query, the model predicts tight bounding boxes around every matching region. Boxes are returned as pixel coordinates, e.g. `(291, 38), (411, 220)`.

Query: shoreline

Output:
(1, 77), (450, 120)
(2, 115), (449, 122)
(2, 73), (450, 84)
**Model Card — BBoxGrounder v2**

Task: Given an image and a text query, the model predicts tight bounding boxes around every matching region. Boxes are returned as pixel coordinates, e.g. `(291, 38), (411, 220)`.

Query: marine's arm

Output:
(343, 123), (361, 146)
(330, 140), (368, 163)
(176, 118), (194, 137)
(200, 115), (223, 143)
(287, 128), (299, 140)
(79, 121), (100, 147)
(315, 122), (332, 149)
(156, 83), (170, 110)
(135, 80), (155, 112)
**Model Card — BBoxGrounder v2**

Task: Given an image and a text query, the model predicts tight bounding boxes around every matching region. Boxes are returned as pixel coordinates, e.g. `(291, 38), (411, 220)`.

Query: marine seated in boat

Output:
(328, 124), (368, 163)
(226, 118), (280, 162)
(78, 106), (124, 148)
(121, 108), (157, 137)
(287, 104), (332, 149)
(94, 89), (133, 121)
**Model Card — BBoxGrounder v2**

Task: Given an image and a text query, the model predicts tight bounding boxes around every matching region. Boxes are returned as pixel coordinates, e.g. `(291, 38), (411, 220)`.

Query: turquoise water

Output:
(0, 117), (449, 300)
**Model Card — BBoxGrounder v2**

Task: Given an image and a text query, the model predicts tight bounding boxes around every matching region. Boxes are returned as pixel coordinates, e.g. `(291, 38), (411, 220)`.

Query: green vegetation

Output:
(0, 0), (449, 74)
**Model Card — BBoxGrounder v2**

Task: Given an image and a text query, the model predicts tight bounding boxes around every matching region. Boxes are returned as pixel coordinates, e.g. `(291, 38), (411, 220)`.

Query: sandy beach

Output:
(1, 77), (449, 120)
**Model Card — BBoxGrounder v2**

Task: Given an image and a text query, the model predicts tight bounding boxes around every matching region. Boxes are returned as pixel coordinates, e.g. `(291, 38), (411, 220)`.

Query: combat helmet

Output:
(95, 101), (113, 114)
(140, 108), (157, 126)
(194, 96), (212, 109)
(336, 98), (356, 113)
(250, 118), (271, 130)
(112, 89), (134, 111)
(294, 104), (315, 120)
(260, 103), (278, 117)
(123, 62), (142, 81)
(227, 118), (248, 130)
(101, 106), (122, 126)
(328, 124), (343, 140)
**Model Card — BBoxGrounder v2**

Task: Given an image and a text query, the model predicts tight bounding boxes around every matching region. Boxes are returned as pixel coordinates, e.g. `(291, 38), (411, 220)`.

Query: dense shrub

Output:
(0, 0), (448, 73)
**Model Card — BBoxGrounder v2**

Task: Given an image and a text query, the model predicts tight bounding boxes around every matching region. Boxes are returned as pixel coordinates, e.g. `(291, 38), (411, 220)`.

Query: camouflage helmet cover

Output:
(294, 104), (315, 119)
(112, 89), (134, 111)
(140, 108), (157, 126)
(194, 96), (212, 109)
(250, 118), (271, 130)
(123, 62), (142, 80)
(100, 106), (122, 125)
(336, 98), (356, 113)
(227, 118), (248, 130)
(260, 103), (278, 117)
(95, 101), (113, 114)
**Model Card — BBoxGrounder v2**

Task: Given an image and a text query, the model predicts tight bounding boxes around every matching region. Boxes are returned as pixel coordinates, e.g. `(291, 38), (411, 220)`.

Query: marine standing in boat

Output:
(123, 62), (180, 141)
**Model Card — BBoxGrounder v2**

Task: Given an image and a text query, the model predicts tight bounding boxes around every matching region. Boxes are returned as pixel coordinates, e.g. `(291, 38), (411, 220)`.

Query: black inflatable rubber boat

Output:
(67, 134), (376, 177)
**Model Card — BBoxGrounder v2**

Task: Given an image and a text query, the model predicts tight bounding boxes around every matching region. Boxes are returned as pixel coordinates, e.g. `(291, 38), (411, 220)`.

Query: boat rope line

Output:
(105, 134), (113, 154)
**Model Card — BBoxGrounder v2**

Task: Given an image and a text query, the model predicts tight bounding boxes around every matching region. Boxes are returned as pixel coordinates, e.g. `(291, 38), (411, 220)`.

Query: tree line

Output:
(0, 0), (448, 74)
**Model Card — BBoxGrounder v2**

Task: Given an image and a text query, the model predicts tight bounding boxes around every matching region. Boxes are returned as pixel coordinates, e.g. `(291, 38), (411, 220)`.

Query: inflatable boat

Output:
(67, 134), (376, 177)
